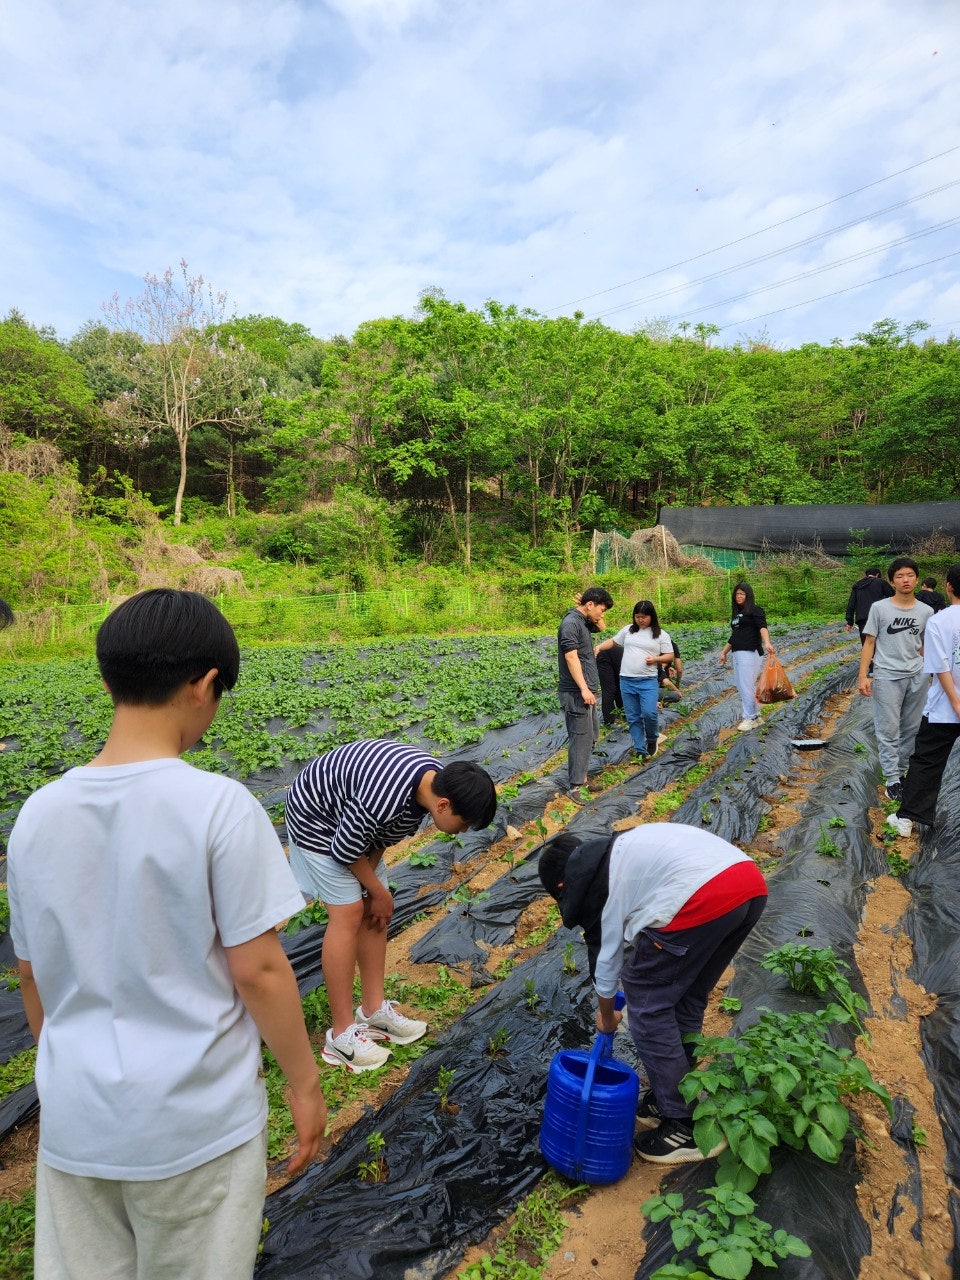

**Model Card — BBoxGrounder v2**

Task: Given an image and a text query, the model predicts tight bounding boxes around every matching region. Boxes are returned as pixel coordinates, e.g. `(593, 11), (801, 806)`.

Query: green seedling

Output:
(911, 1123), (927, 1148)
(815, 827), (843, 858)
(853, 742), (868, 755)
(643, 1185), (811, 1280)
(717, 996), (742, 1014)
(408, 848), (439, 868)
(433, 1065), (458, 1114)
(886, 850), (911, 877)
(284, 899), (329, 934)
(494, 957), (516, 980)
(487, 1028), (510, 1058)
(358, 1130), (388, 1183)
(700, 802), (713, 825)
(827, 816), (846, 829)
(526, 903), (561, 946)
(436, 831), (466, 847)
(761, 943), (868, 1039)
(448, 884), (491, 910)
(524, 979), (541, 1011)
(562, 941), (578, 975)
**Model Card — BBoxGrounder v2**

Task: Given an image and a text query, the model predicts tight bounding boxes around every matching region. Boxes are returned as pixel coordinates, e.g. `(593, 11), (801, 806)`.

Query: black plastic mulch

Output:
(258, 933), (598, 1280)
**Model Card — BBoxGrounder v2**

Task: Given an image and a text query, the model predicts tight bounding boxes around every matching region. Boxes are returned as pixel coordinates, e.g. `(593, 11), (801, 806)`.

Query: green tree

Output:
(0, 311), (94, 448)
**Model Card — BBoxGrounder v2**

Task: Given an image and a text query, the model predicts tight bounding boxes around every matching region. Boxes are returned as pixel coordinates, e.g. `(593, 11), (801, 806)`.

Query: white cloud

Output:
(0, 0), (958, 345)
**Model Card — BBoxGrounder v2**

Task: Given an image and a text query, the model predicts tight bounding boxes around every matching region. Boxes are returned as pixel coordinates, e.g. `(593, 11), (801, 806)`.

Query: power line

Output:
(710, 248), (960, 333)
(588, 180), (960, 320)
(606, 214), (960, 324)
(548, 143), (960, 313)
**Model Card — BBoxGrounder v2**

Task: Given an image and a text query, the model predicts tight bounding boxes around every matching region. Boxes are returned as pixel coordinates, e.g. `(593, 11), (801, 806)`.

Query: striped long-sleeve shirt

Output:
(285, 739), (440, 867)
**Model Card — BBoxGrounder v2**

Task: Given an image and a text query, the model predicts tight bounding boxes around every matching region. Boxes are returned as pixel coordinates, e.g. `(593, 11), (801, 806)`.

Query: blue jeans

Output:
(619, 676), (660, 754)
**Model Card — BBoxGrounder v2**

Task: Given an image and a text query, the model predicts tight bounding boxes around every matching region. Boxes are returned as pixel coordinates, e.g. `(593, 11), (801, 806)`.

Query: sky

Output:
(2, 0), (959, 349)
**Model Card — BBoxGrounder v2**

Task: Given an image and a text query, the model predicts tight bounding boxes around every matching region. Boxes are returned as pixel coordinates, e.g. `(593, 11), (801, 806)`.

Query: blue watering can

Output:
(539, 994), (640, 1184)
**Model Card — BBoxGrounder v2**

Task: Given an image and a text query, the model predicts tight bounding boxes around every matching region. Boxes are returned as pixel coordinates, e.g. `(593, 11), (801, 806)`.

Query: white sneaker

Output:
(887, 814), (913, 838)
(736, 718), (756, 731)
(321, 1023), (392, 1072)
(356, 999), (428, 1046)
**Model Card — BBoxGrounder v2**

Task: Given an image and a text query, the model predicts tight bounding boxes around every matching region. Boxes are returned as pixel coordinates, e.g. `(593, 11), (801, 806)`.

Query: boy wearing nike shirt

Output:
(858, 557), (933, 802)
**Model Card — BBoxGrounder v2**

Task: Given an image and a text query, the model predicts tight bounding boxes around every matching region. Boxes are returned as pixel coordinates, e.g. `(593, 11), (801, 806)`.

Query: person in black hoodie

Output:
(539, 824), (766, 1165)
(845, 567), (894, 642)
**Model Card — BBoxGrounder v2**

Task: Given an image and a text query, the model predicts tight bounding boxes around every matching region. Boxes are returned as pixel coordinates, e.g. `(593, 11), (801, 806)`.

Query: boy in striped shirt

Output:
(286, 740), (497, 1070)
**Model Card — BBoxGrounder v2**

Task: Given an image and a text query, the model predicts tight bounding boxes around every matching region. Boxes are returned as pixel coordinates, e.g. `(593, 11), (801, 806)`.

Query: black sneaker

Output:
(635, 1089), (663, 1132)
(633, 1118), (727, 1164)
(885, 782), (903, 802)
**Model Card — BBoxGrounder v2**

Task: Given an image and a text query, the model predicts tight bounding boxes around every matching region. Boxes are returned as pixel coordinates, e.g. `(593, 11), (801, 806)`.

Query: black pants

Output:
(597, 651), (624, 724)
(898, 717), (960, 826)
(619, 895), (767, 1119)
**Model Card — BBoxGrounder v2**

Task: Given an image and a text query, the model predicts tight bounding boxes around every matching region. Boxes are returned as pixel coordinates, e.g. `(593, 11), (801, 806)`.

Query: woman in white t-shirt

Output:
(596, 600), (674, 758)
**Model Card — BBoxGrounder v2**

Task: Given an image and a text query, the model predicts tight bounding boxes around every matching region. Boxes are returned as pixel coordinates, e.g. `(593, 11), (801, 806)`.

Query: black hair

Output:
(922, 577), (937, 589)
(96, 588), (240, 706)
(731, 581), (756, 615)
(629, 599), (661, 638)
(946, 564), (960, 595)
(432, 761), (498, 829)
(888, 557), (919, 582)
(538, 833), (582, 900)
(0, 599), (13, 631)
(579, 586), (614, 609)
(865, 567), (882, 578)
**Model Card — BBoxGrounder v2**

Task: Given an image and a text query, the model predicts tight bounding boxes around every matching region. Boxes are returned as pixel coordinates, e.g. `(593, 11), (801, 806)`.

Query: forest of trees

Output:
(1, 263), (958, 578)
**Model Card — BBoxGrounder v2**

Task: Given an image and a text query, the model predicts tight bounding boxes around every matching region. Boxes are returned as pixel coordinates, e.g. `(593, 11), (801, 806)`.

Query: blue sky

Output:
(2, 0), (959, 347)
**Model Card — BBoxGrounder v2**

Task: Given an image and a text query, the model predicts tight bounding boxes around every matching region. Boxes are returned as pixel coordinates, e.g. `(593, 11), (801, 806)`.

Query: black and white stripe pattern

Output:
(285, 739), (440, 866)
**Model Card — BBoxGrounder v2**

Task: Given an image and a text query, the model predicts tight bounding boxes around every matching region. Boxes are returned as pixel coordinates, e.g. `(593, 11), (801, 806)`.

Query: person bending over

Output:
(539, 823), (766, 1165)
(286, 741), (497, 1070)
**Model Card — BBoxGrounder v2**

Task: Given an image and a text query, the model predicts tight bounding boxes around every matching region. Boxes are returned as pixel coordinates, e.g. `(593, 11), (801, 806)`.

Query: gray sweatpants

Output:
(560, 689), (599, 787)
(871, 672), (929, 784)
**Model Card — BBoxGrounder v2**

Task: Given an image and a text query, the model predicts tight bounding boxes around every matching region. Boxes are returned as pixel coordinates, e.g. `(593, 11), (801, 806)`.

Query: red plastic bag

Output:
(756, 654), (795, 704)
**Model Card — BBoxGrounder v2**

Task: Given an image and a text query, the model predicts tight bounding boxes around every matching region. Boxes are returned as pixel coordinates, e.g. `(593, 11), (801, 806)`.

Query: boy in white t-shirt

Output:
(889, 563), (960, 836)
(8, 589), (327, 1280)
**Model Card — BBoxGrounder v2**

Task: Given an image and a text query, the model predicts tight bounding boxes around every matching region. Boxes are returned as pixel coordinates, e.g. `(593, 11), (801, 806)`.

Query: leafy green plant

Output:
(433, 1066), (458, 1115)
(760, 943), (868, 1037)
(886, 850), (911, 877)
(408, 848), (439, 868)
(644, 1185), (811, 1280)
(525, 903), (560, 946)
(447, 884), (491, 910)
(684, 1006), (891, 1194)
(524, 979), (540, 1011)
(461, 1172), (585, 1280)
(0, 1048), (37, 1100)
(562, 941), (578, 974)
(911, 1123), (927, 1148)
(853, 742), (868, 755)
(827, 816), (846, 829)
(0, 1190), (35, 1280)
(815, 827), (843, 858)
(717, 996), (742, 1014)
(358, 1130), (388, 1183)
(487, 1028), (510, 1058)
(284, 899), (329, 934)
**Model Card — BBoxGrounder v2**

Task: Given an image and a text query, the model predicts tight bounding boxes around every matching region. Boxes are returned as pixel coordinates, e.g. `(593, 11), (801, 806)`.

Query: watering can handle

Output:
(572, 991), (624, 1175)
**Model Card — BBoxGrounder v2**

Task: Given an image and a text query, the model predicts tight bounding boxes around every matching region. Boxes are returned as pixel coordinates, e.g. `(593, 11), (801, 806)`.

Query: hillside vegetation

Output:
(1, 277), (958, 646)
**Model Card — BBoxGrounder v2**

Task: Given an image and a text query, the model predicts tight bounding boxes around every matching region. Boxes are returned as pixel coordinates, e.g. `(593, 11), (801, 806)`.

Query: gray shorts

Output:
(36, 1128), (267, 1280)
(288, 839), (389, 905)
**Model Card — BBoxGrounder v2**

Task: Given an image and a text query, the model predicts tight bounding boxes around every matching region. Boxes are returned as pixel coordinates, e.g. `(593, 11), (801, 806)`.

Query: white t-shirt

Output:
(593, 824), (753, 997)
(8, 758), (305, 1180)
(922, 604), (960, 724)
(611, 625), (673, 679)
